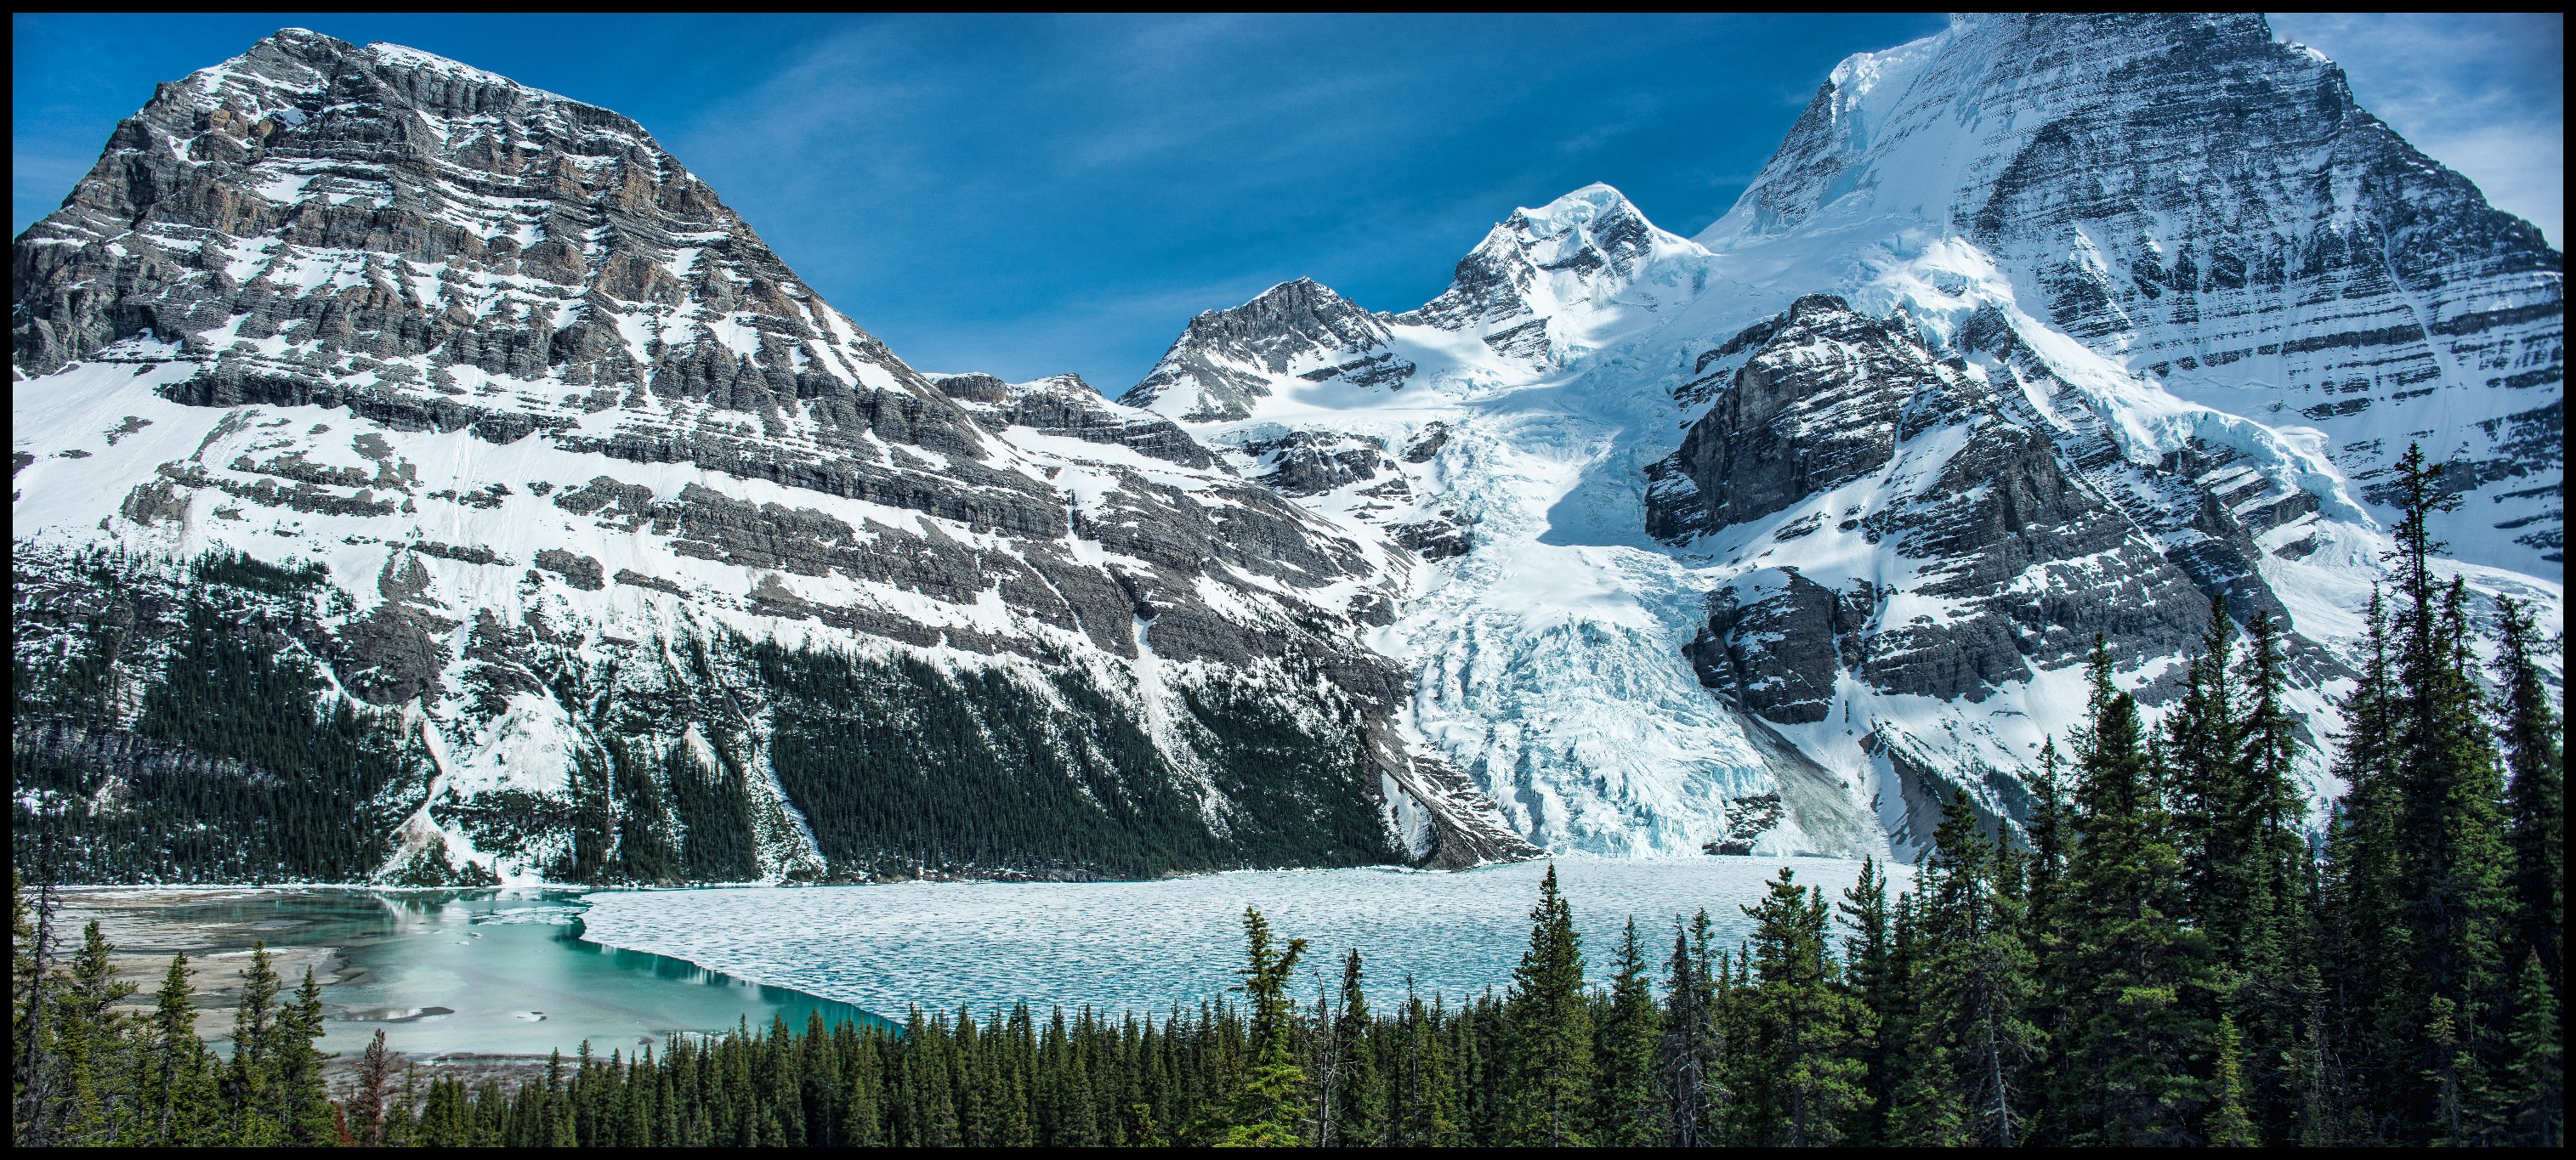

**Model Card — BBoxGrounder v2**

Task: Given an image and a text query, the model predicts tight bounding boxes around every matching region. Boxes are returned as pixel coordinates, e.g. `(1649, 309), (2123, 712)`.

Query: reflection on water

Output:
(66, 889), (882, 1059)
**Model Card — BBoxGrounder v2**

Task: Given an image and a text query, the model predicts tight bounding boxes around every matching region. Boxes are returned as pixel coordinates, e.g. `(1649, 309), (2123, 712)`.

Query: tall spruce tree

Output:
(2494, 596), (2563, 999)
(2227, 609), (2319, 1142)
(1325, 949), (1379, 1146)
(1504, 863), (1592, 1146)
(1658, 910), (1722, 1146)
(1733, 868), (1869, 1146)
(2375, 447), (2516, 1144)
(2056, 639), (2214, 1144)
(1836, 857), (1899, 1146)
(1593, 920), (1661, 1146)
(1227, 907), (1309, 1146)
(1919, 792), (2039, 1146)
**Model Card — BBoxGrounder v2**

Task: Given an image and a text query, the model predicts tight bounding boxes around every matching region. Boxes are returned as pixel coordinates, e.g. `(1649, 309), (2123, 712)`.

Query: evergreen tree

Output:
(1918, 792), (2040, 1146)
(136, 953), (218, 1146)
(2226, 609), (2319, 1141)
(2505, 953), (2563, 1147)
(2055, 639), (2213, 1145)
(224, 944), (286, 1146)
(2371, 447), (2516, 1143)
(1837, 857), (1904, 1146)
(2494, 596), (2563, 998)
(2205, 1015), (2259, 1146)
(1733, 867), (1869, 1146)
(1504, 863), (1592, 1146)
(273, 969), (338, 1144)
(1657, 910), (1722, 1146)
(1226, 907), (1308, 1146)
(1325, 949), (1379, 1146)
(1593, 919), (1661, 1146)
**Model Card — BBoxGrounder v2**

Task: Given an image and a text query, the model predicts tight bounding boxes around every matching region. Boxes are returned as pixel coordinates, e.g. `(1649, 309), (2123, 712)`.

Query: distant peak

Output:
(1510, 183), (1638, 238)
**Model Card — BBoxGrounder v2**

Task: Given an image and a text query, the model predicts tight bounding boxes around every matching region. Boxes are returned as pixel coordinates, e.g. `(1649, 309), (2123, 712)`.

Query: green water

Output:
(69, 889), (883, 1059)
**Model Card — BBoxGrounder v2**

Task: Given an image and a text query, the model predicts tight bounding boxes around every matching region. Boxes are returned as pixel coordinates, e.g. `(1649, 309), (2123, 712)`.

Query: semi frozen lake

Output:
(580, 856), (1900, 1016)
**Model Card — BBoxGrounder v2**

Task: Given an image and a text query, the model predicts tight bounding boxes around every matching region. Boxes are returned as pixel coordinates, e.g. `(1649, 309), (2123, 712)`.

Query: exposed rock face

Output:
(1714, 12), (2563, 575)
(1645, 296), (1919, 540)
(933, 373), (1214, 470)
(9, 30), (1535, 882)
(1658, 297), (2227, 710)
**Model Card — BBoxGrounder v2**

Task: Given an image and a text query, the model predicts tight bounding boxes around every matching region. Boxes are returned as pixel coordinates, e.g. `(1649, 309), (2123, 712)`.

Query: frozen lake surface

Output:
(579, 856), (1901, 1016)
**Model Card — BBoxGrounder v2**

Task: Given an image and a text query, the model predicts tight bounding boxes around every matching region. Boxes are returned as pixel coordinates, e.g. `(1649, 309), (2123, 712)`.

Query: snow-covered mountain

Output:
(9, 29), (1534, 883)
(13, 15), (2562, 876)
(1122, 13), (2562, 858)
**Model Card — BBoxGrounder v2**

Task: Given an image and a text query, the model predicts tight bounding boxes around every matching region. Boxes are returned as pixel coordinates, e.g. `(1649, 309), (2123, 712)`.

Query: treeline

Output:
(11, 547), (423, 882)
(11, 897), (340, 1146)
(9, 448), (2562, 1146)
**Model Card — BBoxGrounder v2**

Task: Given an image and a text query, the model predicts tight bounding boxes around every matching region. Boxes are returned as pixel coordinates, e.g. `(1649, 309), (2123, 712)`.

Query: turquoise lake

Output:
(63, 889), (879, 1060)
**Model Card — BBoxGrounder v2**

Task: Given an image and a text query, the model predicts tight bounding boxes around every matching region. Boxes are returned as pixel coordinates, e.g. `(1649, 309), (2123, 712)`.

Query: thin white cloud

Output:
(2271, 13), (2563, 247)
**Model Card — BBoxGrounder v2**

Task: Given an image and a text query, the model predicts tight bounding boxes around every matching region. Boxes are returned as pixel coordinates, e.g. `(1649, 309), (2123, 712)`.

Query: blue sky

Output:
(14, 14), (2562, 391)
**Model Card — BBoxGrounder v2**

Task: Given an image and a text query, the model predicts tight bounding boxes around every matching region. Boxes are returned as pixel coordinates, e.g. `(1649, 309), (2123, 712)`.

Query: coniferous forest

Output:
(10, 450), (2563, 1148)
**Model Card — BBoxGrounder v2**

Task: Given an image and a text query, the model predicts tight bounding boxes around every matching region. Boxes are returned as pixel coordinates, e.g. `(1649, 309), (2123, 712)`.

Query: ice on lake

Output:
(579, 856), (1904, 1016)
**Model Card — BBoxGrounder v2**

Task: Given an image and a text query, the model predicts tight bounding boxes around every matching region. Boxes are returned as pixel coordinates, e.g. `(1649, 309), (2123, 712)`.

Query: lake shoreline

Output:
(46, 887), (888, 1070)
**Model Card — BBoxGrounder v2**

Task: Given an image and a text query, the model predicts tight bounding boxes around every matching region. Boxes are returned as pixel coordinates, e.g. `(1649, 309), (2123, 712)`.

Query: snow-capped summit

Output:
(11, 30), (1535, 883)
(1699, 12), (2563, 577)
(1397, 183), (1710, 368)
(1121, 278), (1404, 421)
(1127, 13), (2562, 860)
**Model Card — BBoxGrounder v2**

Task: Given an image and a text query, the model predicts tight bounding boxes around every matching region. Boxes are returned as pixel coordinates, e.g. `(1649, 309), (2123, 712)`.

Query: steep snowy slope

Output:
(10, 30), (1533, 883)
(1703, 12), (2562, 577)
(1126, 14), (2562, 858)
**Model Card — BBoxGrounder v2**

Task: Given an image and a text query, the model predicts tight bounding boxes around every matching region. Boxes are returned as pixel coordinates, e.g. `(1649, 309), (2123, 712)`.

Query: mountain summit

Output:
(10, 29), (1533, 884)
(1117, 13), (2562, 858)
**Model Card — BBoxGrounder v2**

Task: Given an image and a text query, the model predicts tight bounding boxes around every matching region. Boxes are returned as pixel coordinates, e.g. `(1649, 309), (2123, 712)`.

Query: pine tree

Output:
(2055, 638), (2213, 1145)
(2370, 447), (2516, 1143)
(2504, 953), (2563, 1147)
(1391, 986), (1459, 1147)
(273, 969), (338, 1144)
(1504, 863), (1592, 1146)
(1226, 907), (1309, 1146)
(224, 943), (286, 1146)
(2318, 589), (2403, 1144)
(135, 953), (218, 1146)
(2226, 609), (2318, 1141)
(1919, 792), (2040, 1146)
(1837, 857), (1902, 1146)
(1657, 910), (1722, 1146)
(1593, 919), (1662, 1146)
(2205, 1015), (2258, 1146)
(49, 920), (134, 1144)
(2170, 598), (2248, 942)
(844, 1031), (886, 1146)
(1326, 949), (1379, 1146)
(2494, 596), (2563, 998)
(1734, 867), (1870, 1146)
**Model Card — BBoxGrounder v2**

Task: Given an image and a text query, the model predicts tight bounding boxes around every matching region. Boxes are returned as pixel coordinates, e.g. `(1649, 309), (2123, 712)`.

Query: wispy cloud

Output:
(2270, 13), (2563, 246)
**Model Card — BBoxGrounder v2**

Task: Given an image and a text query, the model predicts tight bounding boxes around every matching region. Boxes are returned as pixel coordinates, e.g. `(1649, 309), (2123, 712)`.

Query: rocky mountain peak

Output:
(12, 34), (1540, 883)
(1394, 182), (1705, 367)
(1697, 12), (2563, 575)
(1120, 277), (1405, 421)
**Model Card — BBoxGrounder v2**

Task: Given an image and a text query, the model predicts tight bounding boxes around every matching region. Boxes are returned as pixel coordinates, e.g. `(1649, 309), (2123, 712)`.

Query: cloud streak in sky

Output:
(13, 14), (2558, 390)
(2269, 12), (2563, 246)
